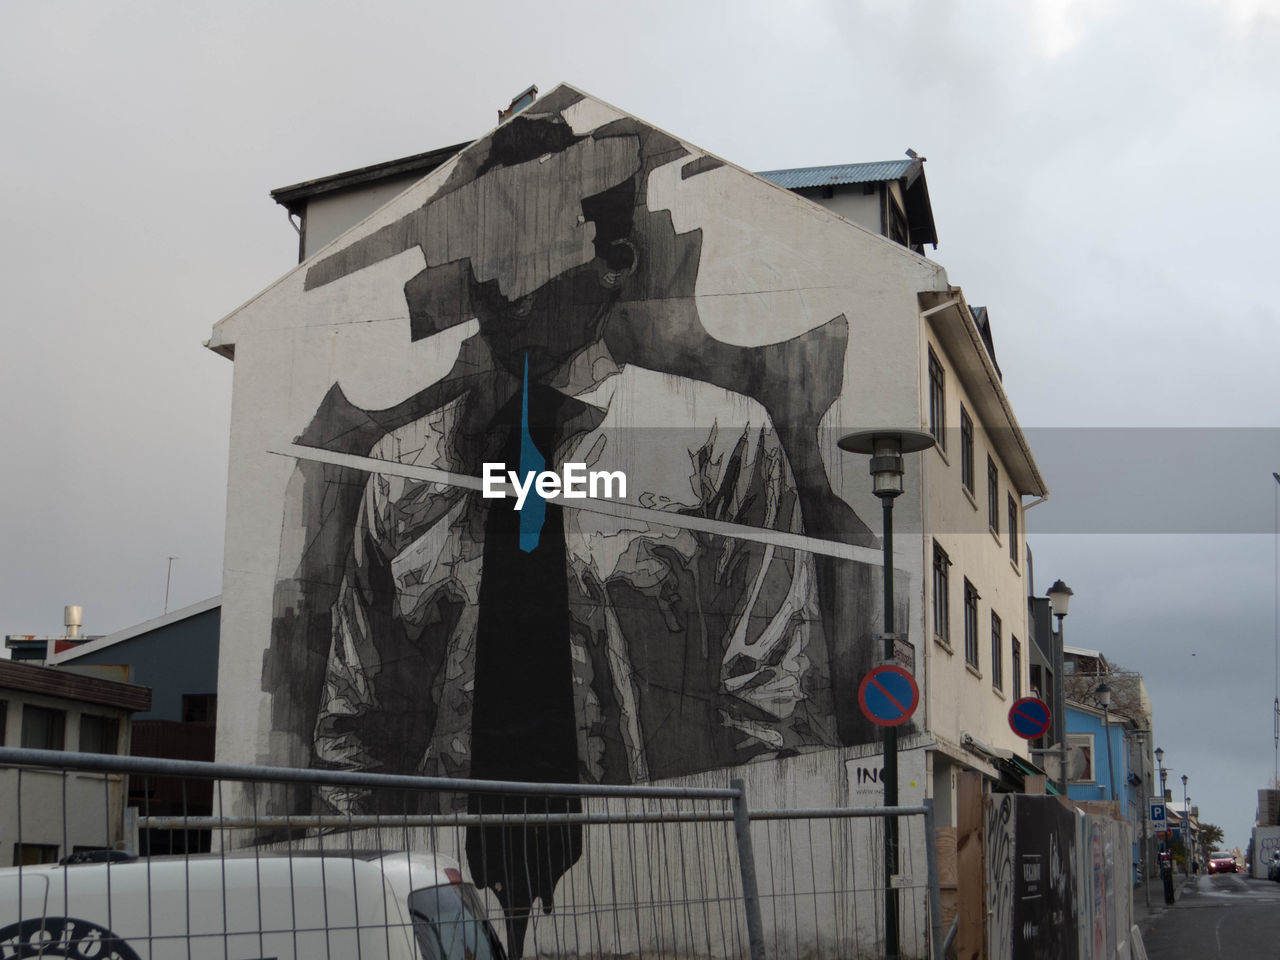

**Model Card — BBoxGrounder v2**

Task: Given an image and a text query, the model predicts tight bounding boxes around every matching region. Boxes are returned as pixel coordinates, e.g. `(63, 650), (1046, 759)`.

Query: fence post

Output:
(923, 798), (946, 960)
(122, 807), (139, 857)
(730, 779), (766, 960)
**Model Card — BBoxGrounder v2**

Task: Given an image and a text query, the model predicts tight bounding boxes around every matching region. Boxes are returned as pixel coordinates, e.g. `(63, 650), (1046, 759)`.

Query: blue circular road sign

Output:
(1008, 697), (1052, 739)
(858, 664), (919, 727)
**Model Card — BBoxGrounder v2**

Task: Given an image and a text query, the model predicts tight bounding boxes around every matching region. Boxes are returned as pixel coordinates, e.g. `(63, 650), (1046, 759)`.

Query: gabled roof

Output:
(758, 158), (938, 249)
(756, 159), (918, 190)
(47, 596), (221, 665)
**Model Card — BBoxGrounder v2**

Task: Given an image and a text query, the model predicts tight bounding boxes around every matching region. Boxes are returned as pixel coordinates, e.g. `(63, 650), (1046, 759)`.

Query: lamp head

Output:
(1046, 579), (1073, 617)
(837, 429), (935, 500)
(1095, 680), (1112, 708)
(1155, 747), (1164, 764)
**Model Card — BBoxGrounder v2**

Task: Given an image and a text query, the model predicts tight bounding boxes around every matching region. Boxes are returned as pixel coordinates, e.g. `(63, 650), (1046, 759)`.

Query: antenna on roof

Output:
(905, 148), (925, 161)
(165, 556), (179, 615)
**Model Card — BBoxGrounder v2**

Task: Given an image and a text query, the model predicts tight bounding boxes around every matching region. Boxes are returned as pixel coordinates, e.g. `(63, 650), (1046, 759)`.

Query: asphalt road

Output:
(1144, 872), (1280, 959)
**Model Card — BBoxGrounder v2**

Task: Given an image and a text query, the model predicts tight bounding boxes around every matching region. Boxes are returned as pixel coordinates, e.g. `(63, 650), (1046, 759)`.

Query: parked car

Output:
(1208, 853), (1237, 874)
(0, 850), (506, 960)
(1267, 852), (1280, 881)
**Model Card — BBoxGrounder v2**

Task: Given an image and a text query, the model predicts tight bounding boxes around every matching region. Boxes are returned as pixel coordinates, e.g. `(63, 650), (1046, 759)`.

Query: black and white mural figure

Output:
(264, 87), (888, 954)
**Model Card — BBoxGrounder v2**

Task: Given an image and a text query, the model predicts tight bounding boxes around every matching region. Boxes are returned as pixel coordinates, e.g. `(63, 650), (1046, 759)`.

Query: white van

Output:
(0, 851), (506, 960)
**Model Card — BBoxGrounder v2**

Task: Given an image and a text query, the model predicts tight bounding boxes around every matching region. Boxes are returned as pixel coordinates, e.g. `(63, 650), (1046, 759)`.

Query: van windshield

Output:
(407, 884), (507, 960)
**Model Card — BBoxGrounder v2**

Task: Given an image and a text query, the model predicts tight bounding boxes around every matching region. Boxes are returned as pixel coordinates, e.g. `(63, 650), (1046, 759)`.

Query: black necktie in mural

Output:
(466, 359), (583, 959)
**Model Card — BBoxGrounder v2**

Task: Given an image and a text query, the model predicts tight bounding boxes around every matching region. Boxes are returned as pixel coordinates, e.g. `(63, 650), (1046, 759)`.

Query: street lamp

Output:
(1187, 796), (1195, 874)
(1047, 579), (1074, 794)
(1182, 774), (1190, 875)
(1156, 747), (1167, 802)
(1095, 680), (1117, 806)
(839, 428), (934, 960)
(1135, 732), (1151, 908)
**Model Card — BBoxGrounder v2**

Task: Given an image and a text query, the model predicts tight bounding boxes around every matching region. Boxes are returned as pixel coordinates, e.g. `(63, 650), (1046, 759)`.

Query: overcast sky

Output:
(3, 0), (1277, 851)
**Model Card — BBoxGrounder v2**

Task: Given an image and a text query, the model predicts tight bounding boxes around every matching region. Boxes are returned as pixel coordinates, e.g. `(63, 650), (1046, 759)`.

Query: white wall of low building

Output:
(302, 174), (422, 259)
(0, 688), (132, 863)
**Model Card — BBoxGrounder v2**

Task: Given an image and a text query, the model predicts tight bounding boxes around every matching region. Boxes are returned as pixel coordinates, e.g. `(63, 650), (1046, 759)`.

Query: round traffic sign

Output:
(858, 664), (919, 727)
(1008, 697), (1052, 739)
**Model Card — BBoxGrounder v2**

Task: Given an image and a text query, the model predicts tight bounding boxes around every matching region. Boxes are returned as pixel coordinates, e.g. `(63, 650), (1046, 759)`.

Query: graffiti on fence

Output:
(987, 794), (1015, 960)
(1012, 796), (1079, 960)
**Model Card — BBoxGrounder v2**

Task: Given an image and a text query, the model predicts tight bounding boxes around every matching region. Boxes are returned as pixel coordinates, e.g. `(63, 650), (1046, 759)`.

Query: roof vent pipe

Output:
(64, 605), (82, 639)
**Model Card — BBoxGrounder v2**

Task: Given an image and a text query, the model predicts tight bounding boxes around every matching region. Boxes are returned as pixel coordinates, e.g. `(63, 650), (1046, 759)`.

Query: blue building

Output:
(47, 596), (220, 853)
(1066, 699), (1145, 882)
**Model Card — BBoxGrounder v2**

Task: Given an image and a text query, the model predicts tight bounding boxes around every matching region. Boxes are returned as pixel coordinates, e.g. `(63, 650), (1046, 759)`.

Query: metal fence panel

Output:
(0, 748), (942, 960)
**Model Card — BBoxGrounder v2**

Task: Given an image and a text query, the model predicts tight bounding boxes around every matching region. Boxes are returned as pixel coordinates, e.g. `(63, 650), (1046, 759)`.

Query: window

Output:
(928, 349), (945, 450)
(79, 714), (120, 755)
(987, 456), (999, 533)
(963, 580), (980, 669)
(1008, 494), (1019, 565)
(932, 542), (951, 645)
(21, 705), (65, 751)
(182, 694), (217, 724)
(0, 700), (7, 746)
(960, 407), (974, 493)
(1066, 733), (1095, 783)
(991, 612), (1003, 691)
(1012, 638), (1022, 700)
(12, 843), (59, 866)
(889, 198), (910, 247)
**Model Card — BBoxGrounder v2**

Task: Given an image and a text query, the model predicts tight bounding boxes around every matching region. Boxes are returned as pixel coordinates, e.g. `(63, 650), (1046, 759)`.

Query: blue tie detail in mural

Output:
(519, 354), (547, 552)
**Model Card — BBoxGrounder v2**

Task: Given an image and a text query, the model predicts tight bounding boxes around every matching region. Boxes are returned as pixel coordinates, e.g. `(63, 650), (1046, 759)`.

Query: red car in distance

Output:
(1208, 854), (1238, 874)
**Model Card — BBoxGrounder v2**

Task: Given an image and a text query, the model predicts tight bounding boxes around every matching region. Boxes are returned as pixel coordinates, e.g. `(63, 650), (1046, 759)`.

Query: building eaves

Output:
(1063, 644), (1106, 663)
(0, 659), (152, 712)
(269, 141), (473, 216)
(920, 288), (1047, 497)
(756, 159), (917, 190)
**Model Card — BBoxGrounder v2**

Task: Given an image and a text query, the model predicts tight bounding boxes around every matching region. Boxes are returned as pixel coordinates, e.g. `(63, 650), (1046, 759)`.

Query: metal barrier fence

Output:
(0, 747), (943, 959)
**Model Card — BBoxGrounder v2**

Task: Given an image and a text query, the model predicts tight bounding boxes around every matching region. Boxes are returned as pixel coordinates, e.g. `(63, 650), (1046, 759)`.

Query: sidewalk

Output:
(1132, 871), (1196, 932)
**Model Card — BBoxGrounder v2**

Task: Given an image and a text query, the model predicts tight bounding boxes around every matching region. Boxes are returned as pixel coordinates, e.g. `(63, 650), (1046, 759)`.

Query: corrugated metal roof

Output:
(756, 160), (916, 190)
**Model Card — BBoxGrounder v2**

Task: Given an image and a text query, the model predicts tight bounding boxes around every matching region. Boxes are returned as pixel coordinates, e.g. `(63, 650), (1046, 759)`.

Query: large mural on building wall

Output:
(257, 85), (908, 954)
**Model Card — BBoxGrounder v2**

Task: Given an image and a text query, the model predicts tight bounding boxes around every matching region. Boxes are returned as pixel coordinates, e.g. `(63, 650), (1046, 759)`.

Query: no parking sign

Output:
(857, 664), (919, 727)
(1007, 697), (1052, 740)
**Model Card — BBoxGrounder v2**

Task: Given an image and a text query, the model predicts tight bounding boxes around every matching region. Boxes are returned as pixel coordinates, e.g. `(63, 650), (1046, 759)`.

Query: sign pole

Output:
(881, 495), (899, 960)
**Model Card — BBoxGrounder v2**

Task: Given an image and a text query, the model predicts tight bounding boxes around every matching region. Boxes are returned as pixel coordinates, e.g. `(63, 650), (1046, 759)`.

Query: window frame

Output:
(963, 580), (980, 669)
(991, 611), (1004, 691)
(932, 541), (951, 646)
(20, 704), (66, 751)
(960, 406), (974, 493)
(78, 714), (120, 755)
(1066, 733), (1095, 783)
(1012, 637), (1022, 701)
(987, 456), (999, 534)
(1008, 493), (1019, 565)
(182, 694), (217, 724)
(928, 349), (946, 451)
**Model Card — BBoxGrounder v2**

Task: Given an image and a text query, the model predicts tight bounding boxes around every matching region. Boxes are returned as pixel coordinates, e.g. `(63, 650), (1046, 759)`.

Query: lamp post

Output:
(1156, 747), (1167, 803)
(1136, 732), (1150, 908)
(1182, 774), (1190, 875)
(1187, 797), (1195, 874)
(839, 428), (934, 960)
(1095, 680), (1117, 806)
(1046, 580), (1074, 794)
